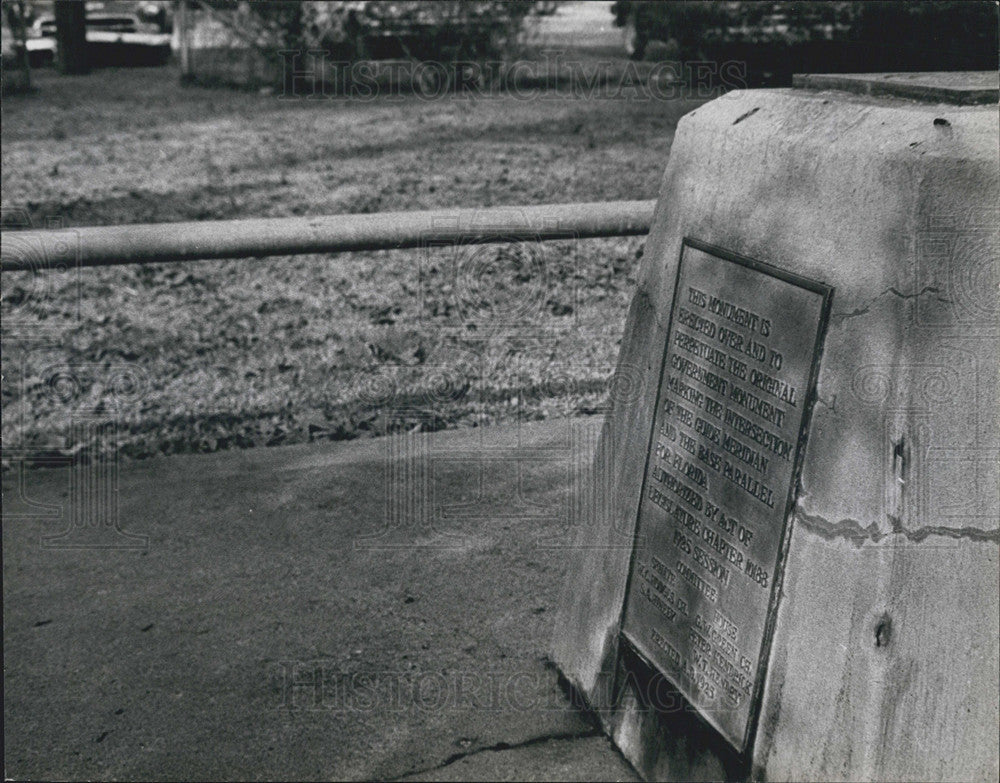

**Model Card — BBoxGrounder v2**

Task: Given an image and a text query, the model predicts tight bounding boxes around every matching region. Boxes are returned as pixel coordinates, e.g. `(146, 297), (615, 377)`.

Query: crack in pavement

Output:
(388, 727), (603, 781)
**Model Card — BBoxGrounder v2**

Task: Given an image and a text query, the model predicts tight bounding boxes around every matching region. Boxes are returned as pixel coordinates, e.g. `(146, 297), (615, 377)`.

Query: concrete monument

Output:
(552, 73), (999, 781)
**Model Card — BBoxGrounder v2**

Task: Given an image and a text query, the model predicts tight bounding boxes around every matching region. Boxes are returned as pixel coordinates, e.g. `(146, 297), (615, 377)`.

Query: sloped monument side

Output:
(552, 74), (999, 782)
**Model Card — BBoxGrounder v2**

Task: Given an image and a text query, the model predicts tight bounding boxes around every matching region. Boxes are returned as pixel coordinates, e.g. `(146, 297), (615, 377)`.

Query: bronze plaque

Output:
(620, 238), (832, 752)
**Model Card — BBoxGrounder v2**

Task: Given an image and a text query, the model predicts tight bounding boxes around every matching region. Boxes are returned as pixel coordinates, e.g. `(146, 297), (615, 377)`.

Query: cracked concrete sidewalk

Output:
(4, 417), (639, 781)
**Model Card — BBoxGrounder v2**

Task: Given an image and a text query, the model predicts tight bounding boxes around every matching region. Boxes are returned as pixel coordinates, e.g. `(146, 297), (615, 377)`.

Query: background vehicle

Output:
(26, 9), (171, 67)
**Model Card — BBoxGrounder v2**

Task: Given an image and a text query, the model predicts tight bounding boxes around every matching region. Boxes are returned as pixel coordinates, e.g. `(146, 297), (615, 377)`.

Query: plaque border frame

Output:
(617, 236), (834, 755)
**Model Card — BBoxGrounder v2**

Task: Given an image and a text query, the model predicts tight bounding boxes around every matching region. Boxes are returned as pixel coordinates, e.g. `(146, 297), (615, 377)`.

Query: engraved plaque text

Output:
(620, 238), (832, 751)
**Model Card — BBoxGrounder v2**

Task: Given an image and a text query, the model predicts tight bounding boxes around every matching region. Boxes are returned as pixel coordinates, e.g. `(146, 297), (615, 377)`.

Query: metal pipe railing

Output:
(1, 200), (656, 272)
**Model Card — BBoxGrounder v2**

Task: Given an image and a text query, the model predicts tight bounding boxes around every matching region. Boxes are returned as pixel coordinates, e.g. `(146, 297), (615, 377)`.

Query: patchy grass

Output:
(2, 64), (702, 460)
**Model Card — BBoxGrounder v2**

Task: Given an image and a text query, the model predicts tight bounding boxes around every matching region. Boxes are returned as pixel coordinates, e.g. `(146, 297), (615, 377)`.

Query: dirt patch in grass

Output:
(2, 64), (704, 461)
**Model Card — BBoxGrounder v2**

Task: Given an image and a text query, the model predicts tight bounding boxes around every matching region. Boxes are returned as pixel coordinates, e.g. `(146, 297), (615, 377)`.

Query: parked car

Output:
(26, 11), (171, 67)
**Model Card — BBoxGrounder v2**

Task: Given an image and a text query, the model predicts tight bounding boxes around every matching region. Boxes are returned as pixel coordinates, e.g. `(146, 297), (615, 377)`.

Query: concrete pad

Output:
(3, 417), (634, 781)
(399, 735), (639, 782)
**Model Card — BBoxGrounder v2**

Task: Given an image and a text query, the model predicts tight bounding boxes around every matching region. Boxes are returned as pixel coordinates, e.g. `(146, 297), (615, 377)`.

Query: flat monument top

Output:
(793, 71), (999, 105)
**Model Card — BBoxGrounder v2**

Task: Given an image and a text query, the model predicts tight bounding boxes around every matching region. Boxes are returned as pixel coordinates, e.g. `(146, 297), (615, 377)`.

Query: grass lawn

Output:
(2, 62), (703, 461)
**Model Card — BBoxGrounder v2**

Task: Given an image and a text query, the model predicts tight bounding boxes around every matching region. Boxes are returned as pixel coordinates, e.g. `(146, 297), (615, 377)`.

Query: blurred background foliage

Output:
(612, 1), (998, 85)
(177, 0), (539, 91)
(197, 2), (534, 65)
(6, 1), (996, 93)
(194, 0), (999, 90)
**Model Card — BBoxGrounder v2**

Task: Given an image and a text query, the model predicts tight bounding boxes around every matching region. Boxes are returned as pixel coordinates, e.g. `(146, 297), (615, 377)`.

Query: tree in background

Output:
(2, 0), (32, 93)
(189, 1), (533, 92)
(848, 1), (999, 73)
(54, 0), (88, 74)
(612, 1), (998, 84)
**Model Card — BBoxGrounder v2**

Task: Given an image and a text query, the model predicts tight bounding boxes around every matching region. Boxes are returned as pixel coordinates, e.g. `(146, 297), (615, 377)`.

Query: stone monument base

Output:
(553, 73), (999, 782)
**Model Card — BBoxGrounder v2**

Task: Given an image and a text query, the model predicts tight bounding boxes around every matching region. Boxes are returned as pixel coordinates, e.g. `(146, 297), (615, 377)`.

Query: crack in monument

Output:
(794, 509), (999, 546)
(831, 285), (946, 323)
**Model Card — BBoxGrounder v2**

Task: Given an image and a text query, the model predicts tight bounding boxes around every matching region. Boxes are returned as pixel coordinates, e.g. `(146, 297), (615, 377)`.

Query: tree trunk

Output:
(176, 0), (191, 80)
(5, 1), (32, 91)
(54, 0), (89, 74)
